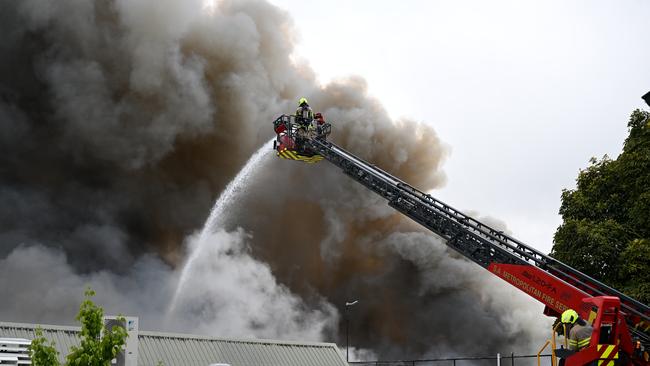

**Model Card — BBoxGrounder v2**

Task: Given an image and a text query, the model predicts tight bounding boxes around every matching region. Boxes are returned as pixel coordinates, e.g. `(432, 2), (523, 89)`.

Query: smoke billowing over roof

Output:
(0, 0), (549, 359)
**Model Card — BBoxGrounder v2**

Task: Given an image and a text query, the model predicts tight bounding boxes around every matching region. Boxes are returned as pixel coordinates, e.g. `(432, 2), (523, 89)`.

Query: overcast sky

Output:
(267, 0), (650, 253)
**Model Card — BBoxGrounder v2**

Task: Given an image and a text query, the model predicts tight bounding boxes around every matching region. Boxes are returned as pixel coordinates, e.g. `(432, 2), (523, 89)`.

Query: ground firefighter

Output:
(562, 309), (594, 352)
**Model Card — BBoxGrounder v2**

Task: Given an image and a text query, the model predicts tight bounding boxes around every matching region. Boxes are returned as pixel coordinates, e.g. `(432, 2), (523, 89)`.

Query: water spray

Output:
(167, 138), (274, 315)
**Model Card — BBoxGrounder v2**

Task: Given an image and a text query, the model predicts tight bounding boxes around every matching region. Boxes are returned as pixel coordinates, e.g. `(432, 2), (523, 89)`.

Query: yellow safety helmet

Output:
(561, 309), (579, 324)
(298, 97), (309, 106)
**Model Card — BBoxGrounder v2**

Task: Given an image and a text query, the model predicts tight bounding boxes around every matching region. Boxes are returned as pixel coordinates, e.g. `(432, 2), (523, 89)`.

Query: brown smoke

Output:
(0, 0), (548, 360)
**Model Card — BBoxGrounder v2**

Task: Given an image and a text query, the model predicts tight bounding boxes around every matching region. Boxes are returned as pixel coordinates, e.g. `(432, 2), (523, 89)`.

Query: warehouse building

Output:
(0, 320), (348, 366)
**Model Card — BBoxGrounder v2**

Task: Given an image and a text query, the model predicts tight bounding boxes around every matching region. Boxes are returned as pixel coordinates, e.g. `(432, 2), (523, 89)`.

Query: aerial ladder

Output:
(272, 114), (650, 366)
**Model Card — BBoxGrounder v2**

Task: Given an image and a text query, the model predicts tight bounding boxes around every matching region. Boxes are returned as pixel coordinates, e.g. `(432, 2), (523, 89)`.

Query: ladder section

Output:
(307, 139), (650, 340)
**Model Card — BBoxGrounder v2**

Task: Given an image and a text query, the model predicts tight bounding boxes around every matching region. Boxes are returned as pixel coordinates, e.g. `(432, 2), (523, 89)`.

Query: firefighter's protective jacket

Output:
(296, 105), (314, 124)
(568, 323), (593, 351)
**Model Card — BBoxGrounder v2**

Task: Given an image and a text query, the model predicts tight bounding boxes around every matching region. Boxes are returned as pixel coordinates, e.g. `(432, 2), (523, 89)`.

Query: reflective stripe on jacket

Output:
(296, 106), (314, 121)
(568, 323), (593, 351)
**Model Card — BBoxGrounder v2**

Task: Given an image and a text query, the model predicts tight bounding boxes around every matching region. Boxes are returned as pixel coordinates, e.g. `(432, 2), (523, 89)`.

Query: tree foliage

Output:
(552, 109), (650, 303)
(29, 328), (60, 366)
(29, 288), (128, 366)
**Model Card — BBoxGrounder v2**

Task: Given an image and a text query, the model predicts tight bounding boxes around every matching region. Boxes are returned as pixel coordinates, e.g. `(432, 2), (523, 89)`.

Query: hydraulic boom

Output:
(303, 137), (650, 366)
(270, 113), (649, 365)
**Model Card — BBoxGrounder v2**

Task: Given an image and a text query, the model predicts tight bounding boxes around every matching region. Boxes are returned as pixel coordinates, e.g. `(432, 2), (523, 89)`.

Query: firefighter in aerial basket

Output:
(314, 112), (326, 137)
(295, 97), (314, 132)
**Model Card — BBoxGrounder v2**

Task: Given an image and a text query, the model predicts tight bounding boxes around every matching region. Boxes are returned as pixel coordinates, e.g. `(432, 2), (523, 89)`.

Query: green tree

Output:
(552, 109), (650, 303)
(29, 328), (60, 366)
(29, 288), (128, 366)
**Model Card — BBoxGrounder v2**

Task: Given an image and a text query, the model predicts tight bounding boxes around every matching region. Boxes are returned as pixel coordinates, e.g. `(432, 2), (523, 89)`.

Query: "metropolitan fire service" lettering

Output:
(490, 265), (569, 313)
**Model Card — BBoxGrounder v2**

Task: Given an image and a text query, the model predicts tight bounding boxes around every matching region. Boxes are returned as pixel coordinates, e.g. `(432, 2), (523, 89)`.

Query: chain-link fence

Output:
(350, 353), (553, 366)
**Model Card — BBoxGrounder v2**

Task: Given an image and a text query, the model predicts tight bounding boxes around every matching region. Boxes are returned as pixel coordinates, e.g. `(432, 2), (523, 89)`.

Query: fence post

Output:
(511, 352), (514, 366)
(497, 353), (501, 366)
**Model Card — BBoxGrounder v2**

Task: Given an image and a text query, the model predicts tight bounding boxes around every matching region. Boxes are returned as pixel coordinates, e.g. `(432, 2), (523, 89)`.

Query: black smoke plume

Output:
(0, 0), (549, 360)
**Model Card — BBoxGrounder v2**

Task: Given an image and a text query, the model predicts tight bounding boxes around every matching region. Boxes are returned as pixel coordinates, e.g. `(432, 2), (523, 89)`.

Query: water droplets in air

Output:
(168, 138), (274, 315)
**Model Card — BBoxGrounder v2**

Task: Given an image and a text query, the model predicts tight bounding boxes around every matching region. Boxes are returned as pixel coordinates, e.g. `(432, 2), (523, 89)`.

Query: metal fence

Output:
(350, 353), (553, 366)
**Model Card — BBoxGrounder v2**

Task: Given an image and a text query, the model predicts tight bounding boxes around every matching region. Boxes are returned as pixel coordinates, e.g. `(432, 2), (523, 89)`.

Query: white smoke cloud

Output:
(172, 229), (337, 339)
(344, 347), (378, 363)
(0, 245), (173, 327)
(0, 233), (336, 342)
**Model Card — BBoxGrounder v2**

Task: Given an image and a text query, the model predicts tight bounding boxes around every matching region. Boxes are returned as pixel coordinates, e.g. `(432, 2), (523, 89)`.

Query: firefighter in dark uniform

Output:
(295, 97), (314, 129)
(294, 97), (314, 154)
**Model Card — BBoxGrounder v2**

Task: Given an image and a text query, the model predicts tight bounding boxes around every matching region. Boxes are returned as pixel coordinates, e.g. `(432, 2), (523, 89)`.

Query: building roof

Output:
(0, 337), (31, 365)
(0, 322), (348, 366)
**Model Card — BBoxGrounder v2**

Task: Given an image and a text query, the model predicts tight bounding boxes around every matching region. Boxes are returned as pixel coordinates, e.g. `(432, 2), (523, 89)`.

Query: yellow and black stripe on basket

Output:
(596, 344), (618, 366)
(277, 148), (323, 164)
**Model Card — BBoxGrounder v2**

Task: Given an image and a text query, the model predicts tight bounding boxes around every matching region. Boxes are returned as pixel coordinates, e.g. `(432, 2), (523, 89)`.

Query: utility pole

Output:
(345, 300), (358, 362)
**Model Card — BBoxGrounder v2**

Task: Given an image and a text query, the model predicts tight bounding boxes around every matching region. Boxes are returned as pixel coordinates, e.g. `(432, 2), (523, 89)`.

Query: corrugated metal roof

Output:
(0, 322), (348, 366)
(0, 338), (32, 365)
(0, 323), (78, 365)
